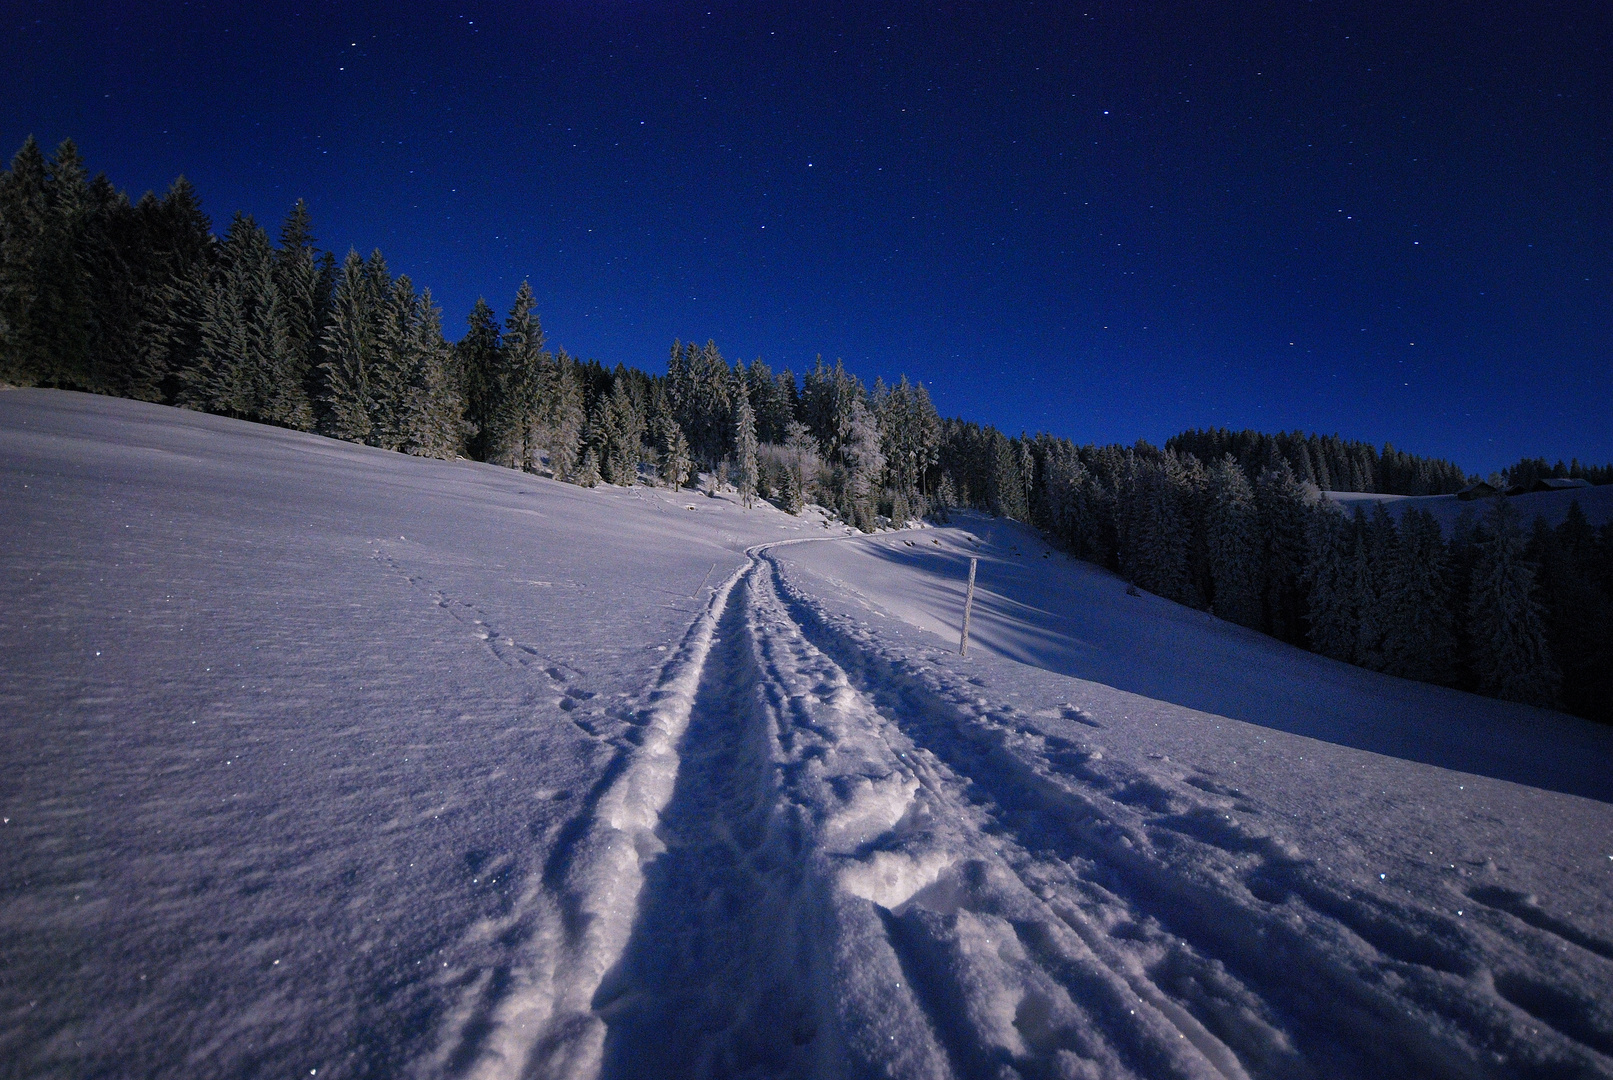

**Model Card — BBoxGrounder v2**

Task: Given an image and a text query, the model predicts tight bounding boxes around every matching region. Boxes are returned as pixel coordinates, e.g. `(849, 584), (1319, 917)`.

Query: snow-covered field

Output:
(1322, 486), (1613, 532)
(3, 389), (1611, 1079)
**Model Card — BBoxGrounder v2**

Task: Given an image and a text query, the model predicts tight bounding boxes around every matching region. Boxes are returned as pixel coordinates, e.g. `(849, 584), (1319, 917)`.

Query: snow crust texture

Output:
(4, 390), (1612, 1080)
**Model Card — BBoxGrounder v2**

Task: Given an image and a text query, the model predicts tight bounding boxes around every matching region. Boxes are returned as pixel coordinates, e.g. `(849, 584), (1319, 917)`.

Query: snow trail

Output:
(425, 556), (754, 1080)
(463, 535), (1613, 1079)
(7, 394), (1608, 1079)
(415, 523), (1613, 1079)
(756, 547), (1613, 1079)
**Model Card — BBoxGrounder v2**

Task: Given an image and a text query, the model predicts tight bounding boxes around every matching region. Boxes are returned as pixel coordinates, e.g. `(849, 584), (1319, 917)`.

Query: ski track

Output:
(420, 537), (1613, 1080)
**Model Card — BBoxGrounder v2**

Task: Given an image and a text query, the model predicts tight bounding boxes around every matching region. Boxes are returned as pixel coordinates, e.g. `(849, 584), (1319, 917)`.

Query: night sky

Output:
(6, 1), (1609, 474)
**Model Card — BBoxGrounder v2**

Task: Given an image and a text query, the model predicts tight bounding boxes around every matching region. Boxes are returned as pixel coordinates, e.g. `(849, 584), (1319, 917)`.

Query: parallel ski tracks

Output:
(426, 538), (1613, 1080)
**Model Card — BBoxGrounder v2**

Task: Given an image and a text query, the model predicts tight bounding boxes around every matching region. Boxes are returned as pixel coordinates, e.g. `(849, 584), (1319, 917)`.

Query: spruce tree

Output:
(319, 249), (377, 443)
(130, 177), (214, 402)
(457, 298), (503, 461)
(1117, 452), (1192, 604)
(734, 381), (759, 508)
(544, 350), (585, 480)
(37, 140), (95, 388)
(0, 137), (49, 384)
(933, 472), (955, 522)
(1381, 508), (1457, 683)
(1207, 454), (1263, 629)
(398, 288), (468, 459)
(1303, 502), (1356, 660)
(614, 375), (648, 483)
(1532, 503), (1613, 722)
(658, 415), (692, 489)
(740, 357), (786, 445)
(646, 383), (688, 488)
(273, 200), (331, 413)
(575, 445), (601, 488)
(368, 273), (423, 450)
(1468, 499), (1561, 706)
(839, 395), (886, 527)
(1255, 462), (1311, 643)
(501, 281), (547, 470)
(986, 428), (1028, 521)
(0, 138), (103, 388)
(179, 213), (310, 428)
(180, 214), (254, 416)
(1348, 506), (1388, 670)
(783, 419), (818, 503)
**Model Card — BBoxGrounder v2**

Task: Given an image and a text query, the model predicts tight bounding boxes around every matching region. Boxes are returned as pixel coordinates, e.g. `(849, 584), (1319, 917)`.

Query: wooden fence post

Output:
(959, 557), (978, 657)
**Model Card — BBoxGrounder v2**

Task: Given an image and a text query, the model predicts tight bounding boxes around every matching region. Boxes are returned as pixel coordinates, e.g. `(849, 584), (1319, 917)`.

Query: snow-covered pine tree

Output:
(1118, 452), (1192, 604)
(543, 350), (585, 481)
(500, 281), (547, 471)
(1177, 452), (1211, 608)
(319, 249), (378, 444)
(179, 213), (257, 417)
(783, 419), (819, 507)
(1467, 499), (1561, 706)
(659, 415), (693, 489)
(598, 376), (646, 485)
(1038, 448), (1086, 554)
(368, 274), (421, 450)
(575, 445), (601, 488)
(743, 357), (794, 445)
(1254, 461), (1311, 643)
(1380, 508), (1457, 683)
(985, 429), (1029, 521)
(1207, 454), (1263, 629)
(839, 395), (886, 528)
(129, 177), (214, 403)
(457, 298), (503, 461)
(1347, 506), (1387, 670)
(273, 200), (331, 416)
(180, 213), (310, 429)
(777, 459), (804, 514)
(398, 288), (468, 460)
(669, 340), (733, 467)
(800, 356), (849, 454)
(1302, 501), (1356, 661)
(734, 380), (759, 508)
(645, 383), (687, 488)
(256, 255), (312, 432)
(932, 471), (956, 522)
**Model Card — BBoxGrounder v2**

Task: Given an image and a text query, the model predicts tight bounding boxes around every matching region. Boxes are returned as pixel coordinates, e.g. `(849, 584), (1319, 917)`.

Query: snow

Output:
(1322, 485), (1613, 531)
(3, 388), (1611, 1079)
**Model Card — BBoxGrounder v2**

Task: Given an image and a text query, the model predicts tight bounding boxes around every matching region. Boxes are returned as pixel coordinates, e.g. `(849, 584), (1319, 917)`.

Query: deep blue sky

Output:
(6, 1), (1609, 474)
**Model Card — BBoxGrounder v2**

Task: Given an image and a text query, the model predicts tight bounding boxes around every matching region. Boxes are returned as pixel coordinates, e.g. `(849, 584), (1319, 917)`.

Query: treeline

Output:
(0, 139), (948, 528)
(965, 436), (1610, 720)
(1499, 457), (1613, 489)
(1166, 428), (1474, 495)
(2, 138), (1608, 722)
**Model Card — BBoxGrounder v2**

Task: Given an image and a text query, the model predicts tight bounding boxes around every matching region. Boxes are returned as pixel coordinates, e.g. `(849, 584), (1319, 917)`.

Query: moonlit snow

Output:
(3, 389), (1611, 1079)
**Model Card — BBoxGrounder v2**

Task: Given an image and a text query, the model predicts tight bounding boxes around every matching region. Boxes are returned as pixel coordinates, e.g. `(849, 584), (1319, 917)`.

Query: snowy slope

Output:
(3, 389), (1611, 1080)
(776, 513), (1613, 803)
(1322, 485), (1613, 531)
(0, 389), (834, 1079)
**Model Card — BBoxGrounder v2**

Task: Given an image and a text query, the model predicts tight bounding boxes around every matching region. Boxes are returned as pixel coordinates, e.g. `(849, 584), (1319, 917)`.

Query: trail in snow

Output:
(6, 393), (1609, 1079)
(431, 535), (1613, 1078)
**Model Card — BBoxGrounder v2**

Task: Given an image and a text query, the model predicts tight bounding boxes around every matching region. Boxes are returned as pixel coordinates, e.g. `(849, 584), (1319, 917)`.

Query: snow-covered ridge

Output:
(1322, 485), (1613, 532)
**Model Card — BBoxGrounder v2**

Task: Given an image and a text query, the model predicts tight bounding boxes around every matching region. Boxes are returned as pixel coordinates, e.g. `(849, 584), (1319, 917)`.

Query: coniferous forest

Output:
(3, 138), (1610, 723)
